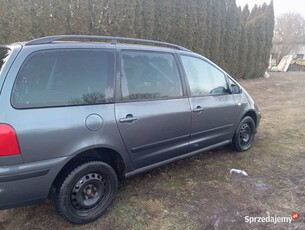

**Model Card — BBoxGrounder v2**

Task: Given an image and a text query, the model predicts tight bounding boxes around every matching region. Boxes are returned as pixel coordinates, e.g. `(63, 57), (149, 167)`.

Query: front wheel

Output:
(232, 116), (256, 152)
(53, 161), (118, 224)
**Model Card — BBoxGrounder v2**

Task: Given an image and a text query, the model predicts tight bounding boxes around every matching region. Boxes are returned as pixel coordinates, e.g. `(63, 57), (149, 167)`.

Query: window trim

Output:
(179, 53), (230, 98)
(11, 48), (116, 110)
(115, 49), (187, 103)
(0, 47), (11, 74)
(226, 74), (242, 95)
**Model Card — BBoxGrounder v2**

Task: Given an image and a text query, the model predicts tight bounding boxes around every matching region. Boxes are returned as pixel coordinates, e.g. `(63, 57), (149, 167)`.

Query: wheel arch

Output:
(242, 110), (257, 126)
(51, 147), (127, 195)
(232, 111), (257, 152)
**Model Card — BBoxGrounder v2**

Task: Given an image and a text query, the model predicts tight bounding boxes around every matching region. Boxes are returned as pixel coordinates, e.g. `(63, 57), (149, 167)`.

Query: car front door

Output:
(115, 50), (191, 169)
(180, 54), (240, 151)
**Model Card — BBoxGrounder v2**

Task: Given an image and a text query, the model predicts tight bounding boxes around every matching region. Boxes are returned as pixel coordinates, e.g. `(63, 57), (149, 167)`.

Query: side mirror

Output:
(231, 84), (241, 94)
(210, 86), (227, 95)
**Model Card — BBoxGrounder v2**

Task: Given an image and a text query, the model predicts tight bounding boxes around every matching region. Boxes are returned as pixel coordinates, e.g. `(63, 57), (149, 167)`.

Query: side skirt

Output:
(125, 140), (230, 178)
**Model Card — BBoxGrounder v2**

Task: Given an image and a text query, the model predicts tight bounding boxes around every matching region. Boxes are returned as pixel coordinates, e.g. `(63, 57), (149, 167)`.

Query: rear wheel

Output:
(232, 116), (256, 152)
(53, 161), (118, 224)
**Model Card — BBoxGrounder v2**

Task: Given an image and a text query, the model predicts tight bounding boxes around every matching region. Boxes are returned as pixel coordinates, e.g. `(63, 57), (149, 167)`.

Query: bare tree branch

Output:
(273, 12), (305, 62)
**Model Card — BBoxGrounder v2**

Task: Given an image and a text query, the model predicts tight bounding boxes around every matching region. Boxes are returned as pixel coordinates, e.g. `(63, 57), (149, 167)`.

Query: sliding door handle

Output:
(119, 114), (137, 123)
(193, 106), (204, 113)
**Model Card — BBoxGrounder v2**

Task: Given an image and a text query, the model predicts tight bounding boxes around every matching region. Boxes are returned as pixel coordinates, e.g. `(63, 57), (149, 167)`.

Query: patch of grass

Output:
(109, 197), (200, 230)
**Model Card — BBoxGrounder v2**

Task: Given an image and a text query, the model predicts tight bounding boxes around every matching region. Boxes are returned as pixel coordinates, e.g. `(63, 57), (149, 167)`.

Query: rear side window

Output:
(0, 48), (11, 74)
(12, 49), (115, 108)
(121, 50), (183, 101)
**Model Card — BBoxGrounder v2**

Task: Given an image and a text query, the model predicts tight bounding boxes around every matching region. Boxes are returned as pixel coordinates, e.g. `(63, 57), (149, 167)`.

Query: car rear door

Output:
(115, 50), (191, 169)
(180, 54), (240, 151)
(6, 47), (131, 169)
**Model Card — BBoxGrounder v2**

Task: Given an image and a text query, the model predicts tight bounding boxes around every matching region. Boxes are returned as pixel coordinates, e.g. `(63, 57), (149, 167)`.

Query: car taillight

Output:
(0, 124), (20, 156)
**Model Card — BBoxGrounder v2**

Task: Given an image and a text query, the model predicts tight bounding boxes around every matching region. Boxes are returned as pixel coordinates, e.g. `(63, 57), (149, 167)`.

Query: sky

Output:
(236, 0), (305, 18)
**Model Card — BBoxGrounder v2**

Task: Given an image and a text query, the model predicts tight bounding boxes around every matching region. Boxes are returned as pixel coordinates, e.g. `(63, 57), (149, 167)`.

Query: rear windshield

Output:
(0, 47), (11, 74)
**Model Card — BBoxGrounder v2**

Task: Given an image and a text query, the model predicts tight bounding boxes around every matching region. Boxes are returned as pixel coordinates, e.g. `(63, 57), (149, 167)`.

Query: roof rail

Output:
(25, 35), (191, 52)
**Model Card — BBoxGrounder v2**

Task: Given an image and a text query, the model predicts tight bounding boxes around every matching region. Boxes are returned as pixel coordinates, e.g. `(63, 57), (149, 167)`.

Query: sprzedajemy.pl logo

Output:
(245, 212), (299, 224)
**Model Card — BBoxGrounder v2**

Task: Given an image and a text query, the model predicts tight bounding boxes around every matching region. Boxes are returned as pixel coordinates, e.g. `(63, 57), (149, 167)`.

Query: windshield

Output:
(0, 47), (11, 74)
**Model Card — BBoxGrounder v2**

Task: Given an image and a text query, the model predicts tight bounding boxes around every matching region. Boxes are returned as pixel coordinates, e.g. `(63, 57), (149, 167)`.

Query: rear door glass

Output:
(121, 50), (183, 101)
(11, 49), (115, 108)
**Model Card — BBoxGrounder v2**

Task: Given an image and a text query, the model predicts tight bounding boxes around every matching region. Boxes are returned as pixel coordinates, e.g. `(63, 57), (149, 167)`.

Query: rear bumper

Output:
(0, 157), (69, 209)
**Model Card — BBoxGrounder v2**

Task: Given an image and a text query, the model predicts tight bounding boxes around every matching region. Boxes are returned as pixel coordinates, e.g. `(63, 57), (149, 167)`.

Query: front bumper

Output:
(0, 157), (68, 209)
(256, 111), (261, 131)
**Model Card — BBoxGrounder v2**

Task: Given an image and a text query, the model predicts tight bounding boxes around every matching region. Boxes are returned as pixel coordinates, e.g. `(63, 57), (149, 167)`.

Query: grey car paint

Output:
(115, 98), (192, 169)
(0, 41), (260, 210)
(177, 53), (248, 151)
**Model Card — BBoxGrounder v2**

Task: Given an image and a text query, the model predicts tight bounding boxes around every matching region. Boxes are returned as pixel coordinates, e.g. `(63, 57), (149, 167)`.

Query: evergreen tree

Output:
(170, 0), (187, 46)
(142, 0), (155, 39)
(6, 0), (32, 42)
(193, 0), (208, 55)
(181, 0), (197, 50)
(238, 25), (248, 78)
(115, 0), (136, 37)
(253, 5), (267, 77)
(218, 0), (227, 67)
(204, 0), (213, 58)
(238, 5), (250, 78)
(0, 0), (11, 43)
(208, 0), (222, 64)
(153, 0), (173, 41)
(0, 0), (274, 79)
(92, 0), (119, 36)
(244, 5), (258, 79)
(133, 0), (144, 38)
(223, 0), (240, 75)
(264, 0), (274, 68)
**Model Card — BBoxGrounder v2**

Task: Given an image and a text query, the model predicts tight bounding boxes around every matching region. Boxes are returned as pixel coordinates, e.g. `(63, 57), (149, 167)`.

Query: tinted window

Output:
(181, 55), (228, 96)
(12, 49), (114, 108)
(0, 48), (11, 74)
(121, 51), (183, 101)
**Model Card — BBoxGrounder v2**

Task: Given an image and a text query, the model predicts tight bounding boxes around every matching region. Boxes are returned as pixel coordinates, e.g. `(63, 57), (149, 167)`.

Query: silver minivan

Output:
(0, 35), (260, 224)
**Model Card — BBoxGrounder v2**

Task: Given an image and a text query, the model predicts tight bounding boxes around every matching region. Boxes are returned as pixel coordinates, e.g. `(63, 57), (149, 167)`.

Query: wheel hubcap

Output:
(71, 173), (106, 211)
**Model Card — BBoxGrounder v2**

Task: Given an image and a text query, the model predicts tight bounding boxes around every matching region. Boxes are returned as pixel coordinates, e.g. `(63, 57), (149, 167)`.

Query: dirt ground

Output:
(1, 72), (305, 230)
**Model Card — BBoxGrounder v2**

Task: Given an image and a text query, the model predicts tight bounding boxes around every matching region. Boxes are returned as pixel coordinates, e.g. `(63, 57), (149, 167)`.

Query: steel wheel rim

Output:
(70, 172), (107, 213)
(239, 123), (252, 147)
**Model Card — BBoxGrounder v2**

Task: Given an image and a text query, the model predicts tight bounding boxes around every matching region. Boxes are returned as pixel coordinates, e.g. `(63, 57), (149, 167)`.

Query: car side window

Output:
(11, 49), (115, 108)
(121, 50), (183, 101)
(181, 55), (228, 96)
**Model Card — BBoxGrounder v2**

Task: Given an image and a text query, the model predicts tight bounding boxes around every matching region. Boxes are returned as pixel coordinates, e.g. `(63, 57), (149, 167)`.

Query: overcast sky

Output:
(236, 0), (305, 18)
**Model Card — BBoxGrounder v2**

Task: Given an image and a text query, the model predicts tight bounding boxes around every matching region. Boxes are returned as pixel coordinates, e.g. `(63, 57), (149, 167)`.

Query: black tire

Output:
(53, 161), (118, 224)
(232, 116), (256, 152)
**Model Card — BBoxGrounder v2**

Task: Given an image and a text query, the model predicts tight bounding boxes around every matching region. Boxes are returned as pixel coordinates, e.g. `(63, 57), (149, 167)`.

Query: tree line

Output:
(0, 0), (274, 79)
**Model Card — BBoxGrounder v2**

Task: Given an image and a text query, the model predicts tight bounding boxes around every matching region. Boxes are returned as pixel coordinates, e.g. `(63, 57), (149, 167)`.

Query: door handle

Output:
(119, 114), (137, 123)
(193, 106), (204, 113)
